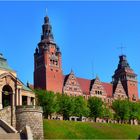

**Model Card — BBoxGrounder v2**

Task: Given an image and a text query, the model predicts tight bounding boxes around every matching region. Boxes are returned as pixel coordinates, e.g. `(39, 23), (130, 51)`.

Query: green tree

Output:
(130, 102), (140, 121)
(112, 99), (130, 123)
(88, 97), (103, 122)
(57, 94), (74, 120)
(35, 90), (57, 119)
(102, 105), (113, 121)
(72, 96), (89, 120)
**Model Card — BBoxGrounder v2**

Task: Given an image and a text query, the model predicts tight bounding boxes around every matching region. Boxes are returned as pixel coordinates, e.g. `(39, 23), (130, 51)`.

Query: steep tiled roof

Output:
(63, 74), (113, 97)
(63, 75), (91, 95)
(63, 74), (70, 86)
(76, 77), (91, 95)
(102, 82), (113, 97)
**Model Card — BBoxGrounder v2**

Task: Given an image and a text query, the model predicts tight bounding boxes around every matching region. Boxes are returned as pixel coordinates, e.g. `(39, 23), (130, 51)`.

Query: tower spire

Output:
(112, 54), (138, 101)
(41, 15), (54, 43)
(34, 14), (63, 93)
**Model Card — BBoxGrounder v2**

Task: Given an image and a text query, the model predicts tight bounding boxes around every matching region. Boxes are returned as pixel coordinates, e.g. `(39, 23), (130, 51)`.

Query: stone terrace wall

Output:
(0, 106), (11, 125)
(16, 106), (44, 140)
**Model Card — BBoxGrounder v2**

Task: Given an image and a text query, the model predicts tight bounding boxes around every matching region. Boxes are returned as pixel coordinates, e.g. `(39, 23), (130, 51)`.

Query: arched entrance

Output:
(2, 85), (13, 108)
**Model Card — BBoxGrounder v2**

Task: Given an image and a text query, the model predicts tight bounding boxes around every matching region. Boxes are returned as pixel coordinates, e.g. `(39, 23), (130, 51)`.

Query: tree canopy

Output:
(88, 97), (103, 122)
(35, 89), (140, 124)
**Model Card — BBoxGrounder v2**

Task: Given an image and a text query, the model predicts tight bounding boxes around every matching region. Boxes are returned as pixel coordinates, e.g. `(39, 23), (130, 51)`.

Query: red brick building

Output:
(34, 15), (139, 102)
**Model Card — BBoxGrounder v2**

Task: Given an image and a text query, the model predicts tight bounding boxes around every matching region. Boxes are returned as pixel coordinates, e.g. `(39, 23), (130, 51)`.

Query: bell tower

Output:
(34, 16), (63, 93)
(112, 55), (138, 101)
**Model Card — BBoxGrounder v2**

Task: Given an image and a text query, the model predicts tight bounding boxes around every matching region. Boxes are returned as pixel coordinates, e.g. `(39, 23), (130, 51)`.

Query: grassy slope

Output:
(43, 119), (140, 139)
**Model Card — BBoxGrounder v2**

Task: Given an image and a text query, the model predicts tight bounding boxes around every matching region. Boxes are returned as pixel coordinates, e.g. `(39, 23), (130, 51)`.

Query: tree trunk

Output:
(95, 117), (97, 122)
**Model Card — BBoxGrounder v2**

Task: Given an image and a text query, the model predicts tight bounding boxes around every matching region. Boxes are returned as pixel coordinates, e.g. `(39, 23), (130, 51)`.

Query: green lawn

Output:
(43, 119), (140, 139)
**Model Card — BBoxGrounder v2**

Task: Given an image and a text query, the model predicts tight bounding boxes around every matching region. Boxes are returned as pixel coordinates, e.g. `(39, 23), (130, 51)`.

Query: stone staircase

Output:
(0, 106), (34, 140)
(0, 106), (12, 125)
(0, 133), (21, 140)
(0, 119), (22, 140)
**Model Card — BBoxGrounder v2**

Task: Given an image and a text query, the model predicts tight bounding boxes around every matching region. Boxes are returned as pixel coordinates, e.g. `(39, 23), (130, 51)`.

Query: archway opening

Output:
(2, 85), (13, 108)
(22, 96), (27, 105)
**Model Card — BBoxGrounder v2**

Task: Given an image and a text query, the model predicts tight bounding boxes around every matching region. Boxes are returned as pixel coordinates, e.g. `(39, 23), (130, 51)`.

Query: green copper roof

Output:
(16, 77), (33, 92)
(0, 53), (33, 92)
(0, 53), (14, 71)
(22, 84), (32, 92)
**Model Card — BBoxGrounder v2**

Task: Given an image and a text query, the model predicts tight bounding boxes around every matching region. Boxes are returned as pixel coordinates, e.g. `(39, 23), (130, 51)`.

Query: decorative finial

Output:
(27, 81), (29, 87)
(96, 74), (99, 79)
(118, 43), (125, 55)
(46, 8), (48, 16)
(70, 69), (74, 74)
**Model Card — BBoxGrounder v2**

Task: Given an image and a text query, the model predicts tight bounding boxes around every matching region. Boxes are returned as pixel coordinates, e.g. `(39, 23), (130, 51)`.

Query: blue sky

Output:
(0, 1), (140, 95)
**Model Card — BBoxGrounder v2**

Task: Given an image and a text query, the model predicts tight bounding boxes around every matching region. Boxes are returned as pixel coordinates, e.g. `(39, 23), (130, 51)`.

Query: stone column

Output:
(27, 97), (31, 105)
(20, 95), (22, 106)
(12, 93), (15, 107)
(18, 89), (22, 106)
(15, 88), (18, 106)
(0, 89), (2, 109)
(33, 98), (35, 106)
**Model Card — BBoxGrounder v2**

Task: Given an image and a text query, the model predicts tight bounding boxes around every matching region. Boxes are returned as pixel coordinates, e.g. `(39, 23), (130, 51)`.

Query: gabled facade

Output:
(34, 15), (139, 102)
(90, 76), (107, 101)
(113, 79), (127, 100)
(63, 70), (82, 96)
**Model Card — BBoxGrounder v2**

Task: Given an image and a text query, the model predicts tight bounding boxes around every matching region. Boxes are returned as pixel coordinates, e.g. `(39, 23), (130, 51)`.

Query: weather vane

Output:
(46, 8), (48, 15)
(118, 43), (125, 55)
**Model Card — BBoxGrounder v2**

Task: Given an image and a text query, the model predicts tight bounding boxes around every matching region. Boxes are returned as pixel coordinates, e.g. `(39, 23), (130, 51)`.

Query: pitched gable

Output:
(63, 71), (82, 96)
(114, 80), (127, 100)
(90, 77), (107, 98)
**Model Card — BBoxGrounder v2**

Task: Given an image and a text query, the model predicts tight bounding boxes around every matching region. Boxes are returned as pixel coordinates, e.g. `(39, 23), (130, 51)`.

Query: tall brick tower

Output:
(112, 55), (138, 101)
(34, 16), (63, 93)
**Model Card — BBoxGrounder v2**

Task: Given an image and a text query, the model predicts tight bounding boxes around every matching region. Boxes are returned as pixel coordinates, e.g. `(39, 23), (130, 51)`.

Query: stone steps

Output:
(0, 133), (21, 139)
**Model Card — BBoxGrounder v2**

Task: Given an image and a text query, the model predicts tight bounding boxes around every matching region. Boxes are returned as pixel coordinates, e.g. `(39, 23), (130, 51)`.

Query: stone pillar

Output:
(11, 93), (16, 128)
(27, 97), (31, 105)
(33, 98), (35, 106)
(0, 89), (2, 109)
(20, 95), (22, 106)
(18, 89), (22, 106)
(18, 89), (20, 105)
(15, 89), (19, 106)
(12, 93), (15, 107)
